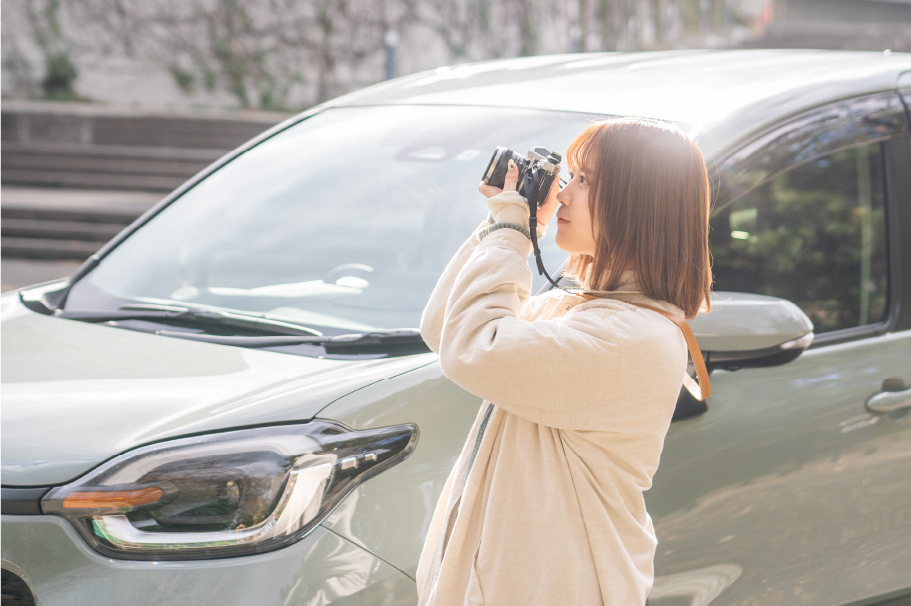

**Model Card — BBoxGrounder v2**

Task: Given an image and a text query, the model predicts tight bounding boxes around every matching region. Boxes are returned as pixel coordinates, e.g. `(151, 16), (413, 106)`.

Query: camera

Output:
(482, 146), (562, 208)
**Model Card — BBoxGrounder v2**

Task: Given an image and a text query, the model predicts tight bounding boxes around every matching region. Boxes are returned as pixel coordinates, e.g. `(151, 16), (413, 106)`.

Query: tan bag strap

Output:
(580, 296), (711, 401)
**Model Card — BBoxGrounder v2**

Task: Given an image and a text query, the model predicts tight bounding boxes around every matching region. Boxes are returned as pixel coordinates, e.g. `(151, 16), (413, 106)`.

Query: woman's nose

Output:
(556, 186), (568, 204)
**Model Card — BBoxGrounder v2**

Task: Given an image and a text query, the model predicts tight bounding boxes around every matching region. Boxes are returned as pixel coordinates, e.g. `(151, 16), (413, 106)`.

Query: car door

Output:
(647, 92), (911, 605)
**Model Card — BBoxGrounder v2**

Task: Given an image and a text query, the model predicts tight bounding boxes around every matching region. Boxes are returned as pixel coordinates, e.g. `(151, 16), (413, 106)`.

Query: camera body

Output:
(482, 146), (562, 208)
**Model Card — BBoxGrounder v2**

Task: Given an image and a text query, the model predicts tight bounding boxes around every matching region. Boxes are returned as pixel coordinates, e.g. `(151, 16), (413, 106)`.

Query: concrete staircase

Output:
(1, 188), (161, 260)
(1, 100), (291, 261)
(1, 142), (223, 192)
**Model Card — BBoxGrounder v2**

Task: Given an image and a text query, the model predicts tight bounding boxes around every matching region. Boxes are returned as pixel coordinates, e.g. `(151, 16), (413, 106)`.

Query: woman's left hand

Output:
(477, 158), (520, 198)
(477, 160), (561, 227)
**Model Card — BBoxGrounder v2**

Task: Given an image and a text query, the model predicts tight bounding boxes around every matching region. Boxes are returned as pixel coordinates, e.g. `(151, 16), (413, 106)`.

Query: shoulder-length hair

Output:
(564, 117), (713, 319)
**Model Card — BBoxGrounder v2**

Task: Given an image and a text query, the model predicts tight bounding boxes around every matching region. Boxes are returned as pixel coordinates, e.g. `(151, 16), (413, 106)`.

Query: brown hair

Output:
(564, 117), (713, 319)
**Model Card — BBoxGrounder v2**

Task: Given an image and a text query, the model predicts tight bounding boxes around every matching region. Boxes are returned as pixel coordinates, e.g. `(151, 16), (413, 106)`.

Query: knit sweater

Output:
(415, 191), (689, 605)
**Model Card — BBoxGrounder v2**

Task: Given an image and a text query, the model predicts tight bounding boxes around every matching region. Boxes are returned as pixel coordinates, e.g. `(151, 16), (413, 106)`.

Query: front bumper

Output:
(1, 515), (417, 606)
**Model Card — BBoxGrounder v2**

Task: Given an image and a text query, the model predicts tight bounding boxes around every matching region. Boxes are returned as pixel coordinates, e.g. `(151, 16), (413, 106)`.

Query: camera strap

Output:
(524, 170), (563, 290)
(579, 295), (711, 402)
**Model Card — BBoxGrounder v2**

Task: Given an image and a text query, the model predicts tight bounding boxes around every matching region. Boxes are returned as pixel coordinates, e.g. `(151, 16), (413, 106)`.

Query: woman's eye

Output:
(579, 175), (587, 184)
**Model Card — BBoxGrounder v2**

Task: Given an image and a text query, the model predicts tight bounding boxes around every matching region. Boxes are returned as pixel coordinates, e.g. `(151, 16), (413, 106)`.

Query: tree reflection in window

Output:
(711, 143), (887, 333)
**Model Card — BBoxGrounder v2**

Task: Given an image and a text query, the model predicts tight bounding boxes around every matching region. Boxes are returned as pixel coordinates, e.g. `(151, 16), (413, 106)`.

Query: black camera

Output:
(482, 146), (562, 208)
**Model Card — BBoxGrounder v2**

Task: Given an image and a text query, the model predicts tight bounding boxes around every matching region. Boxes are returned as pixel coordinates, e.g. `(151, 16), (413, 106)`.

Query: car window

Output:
(711, 142), (888, 333)
(711, 93), (908, 337)
(63, 106), (605, 334)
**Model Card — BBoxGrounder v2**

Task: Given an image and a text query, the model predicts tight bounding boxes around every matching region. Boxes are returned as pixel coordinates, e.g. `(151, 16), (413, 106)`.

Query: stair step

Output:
(0, 187), (160, 222)
(1, 205), (142, 224)
(2, 218), (125, 242)
(1, 237), (101, 261)
(1, 153), (212, 178)
(1, 103), (288, 152)
(91, 116), (271, 149)
(2, 141), (225, 162)
(1, 142), (225, 192)
(1, 168), (186, 192)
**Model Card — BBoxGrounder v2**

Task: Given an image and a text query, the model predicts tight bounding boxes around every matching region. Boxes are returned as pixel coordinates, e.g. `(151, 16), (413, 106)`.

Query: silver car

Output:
(3, 49), (911, 605)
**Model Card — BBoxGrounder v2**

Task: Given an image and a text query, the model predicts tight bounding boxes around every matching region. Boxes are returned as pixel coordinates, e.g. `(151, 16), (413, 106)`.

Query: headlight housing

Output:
(42, 420), (417, 560)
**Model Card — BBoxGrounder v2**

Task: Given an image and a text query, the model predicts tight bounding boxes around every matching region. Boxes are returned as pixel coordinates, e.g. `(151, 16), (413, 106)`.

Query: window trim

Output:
(882, 134), (911, 333)
(807, 138), (899, 348)
(713, 92), (909, 346)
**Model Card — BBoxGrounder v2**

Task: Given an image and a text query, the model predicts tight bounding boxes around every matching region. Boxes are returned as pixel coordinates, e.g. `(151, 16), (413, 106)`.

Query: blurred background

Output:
(2, 0), (910, 290)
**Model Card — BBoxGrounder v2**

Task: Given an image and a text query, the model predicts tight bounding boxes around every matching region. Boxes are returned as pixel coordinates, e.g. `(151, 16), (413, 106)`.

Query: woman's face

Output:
(554, 164), (597, 257)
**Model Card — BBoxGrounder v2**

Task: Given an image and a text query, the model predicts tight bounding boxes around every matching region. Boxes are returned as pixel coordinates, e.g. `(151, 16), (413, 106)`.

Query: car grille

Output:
(1, 570), (35, 606)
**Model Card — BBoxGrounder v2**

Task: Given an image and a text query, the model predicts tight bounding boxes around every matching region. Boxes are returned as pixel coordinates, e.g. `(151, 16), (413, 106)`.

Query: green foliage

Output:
(42, 51), (78, 100)
(25, 0), (80, 100)
(711, 144), (888, 333)
(203, 69), (217, 93)
(170, 66), (196, 94)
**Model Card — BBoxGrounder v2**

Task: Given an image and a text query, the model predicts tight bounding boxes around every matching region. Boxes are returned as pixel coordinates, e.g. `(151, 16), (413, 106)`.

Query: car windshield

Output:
(64, 105), (604, 335)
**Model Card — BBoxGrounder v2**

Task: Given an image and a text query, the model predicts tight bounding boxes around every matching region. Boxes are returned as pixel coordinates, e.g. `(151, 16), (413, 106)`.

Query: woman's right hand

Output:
(535, 178), (560, 227)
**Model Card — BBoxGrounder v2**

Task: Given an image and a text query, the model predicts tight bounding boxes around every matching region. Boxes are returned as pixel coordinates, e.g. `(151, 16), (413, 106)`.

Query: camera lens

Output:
(482, 147), (526, 192)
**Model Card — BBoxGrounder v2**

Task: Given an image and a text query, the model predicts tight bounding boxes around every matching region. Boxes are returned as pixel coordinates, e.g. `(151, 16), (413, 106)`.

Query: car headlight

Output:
(42, 420), (417, 560)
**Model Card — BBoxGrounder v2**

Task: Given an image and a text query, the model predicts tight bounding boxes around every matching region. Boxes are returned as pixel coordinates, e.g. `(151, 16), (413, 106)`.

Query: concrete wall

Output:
(0, 0), (764, 112)
(781, 0), (911, 24)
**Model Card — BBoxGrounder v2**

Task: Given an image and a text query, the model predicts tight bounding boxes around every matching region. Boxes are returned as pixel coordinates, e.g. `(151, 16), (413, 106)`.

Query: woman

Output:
(416, 117), (713, 605)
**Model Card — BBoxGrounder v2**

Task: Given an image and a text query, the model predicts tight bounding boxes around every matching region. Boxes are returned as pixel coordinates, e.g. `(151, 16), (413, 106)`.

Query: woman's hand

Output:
(536, 177), (560, 227)
(477, 160), (561, 227)
(477, 158), (519, 198)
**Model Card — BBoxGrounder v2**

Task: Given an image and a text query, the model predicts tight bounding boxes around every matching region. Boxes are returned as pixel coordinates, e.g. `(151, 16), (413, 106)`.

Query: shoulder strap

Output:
(580, 295), (710, 401)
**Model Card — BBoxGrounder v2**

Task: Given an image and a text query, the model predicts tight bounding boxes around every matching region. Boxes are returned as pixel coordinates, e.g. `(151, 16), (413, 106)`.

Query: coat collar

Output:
(580, 269), (640, 296)
(576, 270), (687, 318)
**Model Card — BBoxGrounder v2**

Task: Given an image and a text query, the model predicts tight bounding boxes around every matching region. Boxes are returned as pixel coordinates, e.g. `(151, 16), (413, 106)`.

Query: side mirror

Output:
(690, 292), (815, 371)
(671, 292), (814, 422)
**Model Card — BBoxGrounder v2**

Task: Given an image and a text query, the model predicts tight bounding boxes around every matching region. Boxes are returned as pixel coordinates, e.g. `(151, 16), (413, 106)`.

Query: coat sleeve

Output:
(419, 220), (489, 354)
(436, 226), (627, 431)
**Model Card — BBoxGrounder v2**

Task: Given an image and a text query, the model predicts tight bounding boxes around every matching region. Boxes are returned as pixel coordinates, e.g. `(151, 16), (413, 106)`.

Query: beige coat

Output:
(416, 192), (689, 606)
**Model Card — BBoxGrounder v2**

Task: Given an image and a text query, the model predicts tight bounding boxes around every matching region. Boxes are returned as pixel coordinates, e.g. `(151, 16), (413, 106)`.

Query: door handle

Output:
(865, 377), (911, 414)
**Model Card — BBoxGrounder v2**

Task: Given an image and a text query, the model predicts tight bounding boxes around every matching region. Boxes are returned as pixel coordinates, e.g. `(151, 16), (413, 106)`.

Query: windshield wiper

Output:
(56, 302), (428, 353)
(55, 303), (323, 337)
(154, 328), (424, 347)
(154, 328), (429, 354)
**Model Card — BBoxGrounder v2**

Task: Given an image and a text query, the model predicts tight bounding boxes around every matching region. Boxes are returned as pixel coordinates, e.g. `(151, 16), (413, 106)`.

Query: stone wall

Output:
(0, 0), (766, 112)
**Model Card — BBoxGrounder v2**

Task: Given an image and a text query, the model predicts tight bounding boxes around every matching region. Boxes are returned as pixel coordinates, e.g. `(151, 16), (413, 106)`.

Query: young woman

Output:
(416, 117), (713, 605)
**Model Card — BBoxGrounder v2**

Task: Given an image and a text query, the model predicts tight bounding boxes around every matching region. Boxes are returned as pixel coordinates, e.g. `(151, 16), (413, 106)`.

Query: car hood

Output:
(0, 296), (434, 486)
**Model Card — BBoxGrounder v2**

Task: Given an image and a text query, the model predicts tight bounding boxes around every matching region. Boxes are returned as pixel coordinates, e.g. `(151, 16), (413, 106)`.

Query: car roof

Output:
(326, 49), (911, 158)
